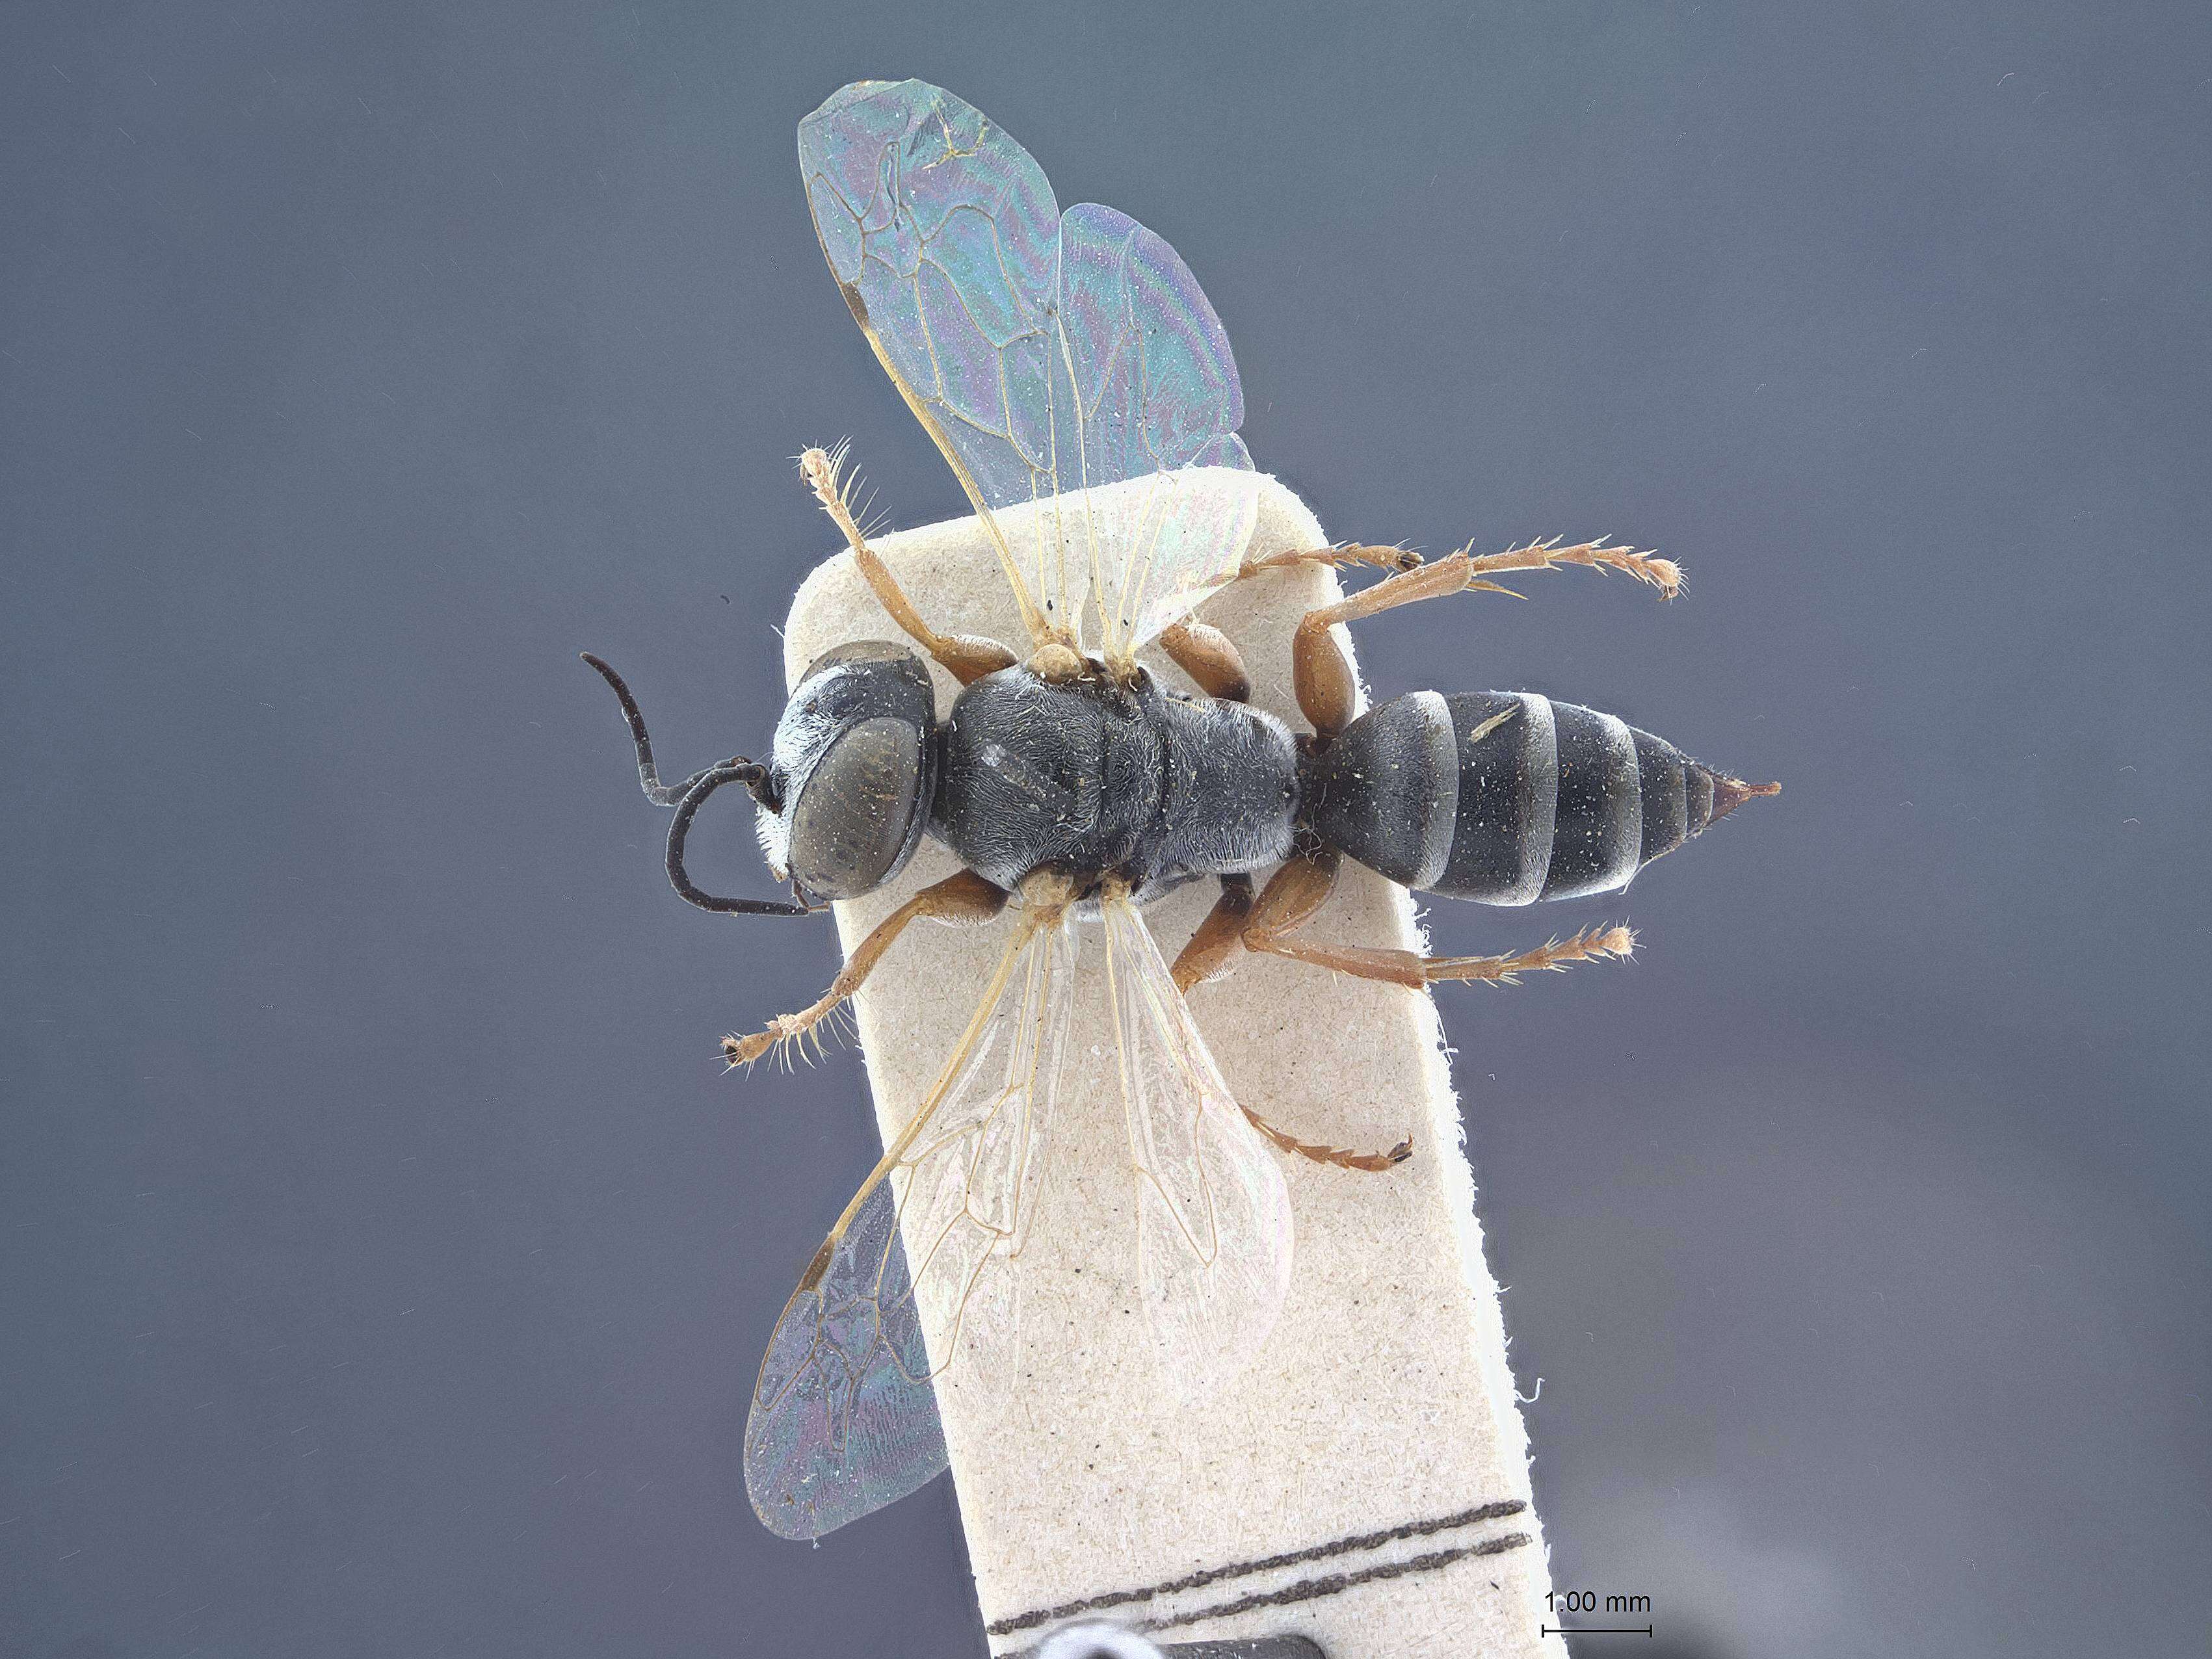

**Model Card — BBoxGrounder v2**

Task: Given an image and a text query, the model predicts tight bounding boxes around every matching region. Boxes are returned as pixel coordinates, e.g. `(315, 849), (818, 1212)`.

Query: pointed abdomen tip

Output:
(1709, 775), (1782, 822)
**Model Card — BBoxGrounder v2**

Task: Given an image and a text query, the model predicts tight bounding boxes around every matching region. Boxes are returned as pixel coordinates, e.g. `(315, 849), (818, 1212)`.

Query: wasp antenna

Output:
(581, 651), (735, 809)
(663, 766), (811, 917)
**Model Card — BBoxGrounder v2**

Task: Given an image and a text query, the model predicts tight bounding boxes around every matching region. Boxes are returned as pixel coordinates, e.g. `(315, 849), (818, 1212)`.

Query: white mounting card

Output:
(778, 473), (1564, 1658)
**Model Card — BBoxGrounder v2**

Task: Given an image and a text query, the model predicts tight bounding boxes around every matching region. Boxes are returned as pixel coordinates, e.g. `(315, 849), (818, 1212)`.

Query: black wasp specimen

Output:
(585, 79), (1777, 1540)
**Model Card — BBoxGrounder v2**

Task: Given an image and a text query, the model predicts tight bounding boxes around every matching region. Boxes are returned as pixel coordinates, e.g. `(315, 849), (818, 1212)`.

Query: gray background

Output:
(3, 3), (2205, 1656)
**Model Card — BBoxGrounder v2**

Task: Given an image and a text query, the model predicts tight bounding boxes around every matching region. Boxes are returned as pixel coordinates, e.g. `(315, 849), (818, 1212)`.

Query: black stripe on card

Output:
(985, 1497), (1529, 1638)
(1141, 1531), (1534, 1638)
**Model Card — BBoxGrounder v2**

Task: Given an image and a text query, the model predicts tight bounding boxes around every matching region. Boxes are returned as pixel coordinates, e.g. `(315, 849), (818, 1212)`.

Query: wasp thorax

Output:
(757, 640), (938, 900)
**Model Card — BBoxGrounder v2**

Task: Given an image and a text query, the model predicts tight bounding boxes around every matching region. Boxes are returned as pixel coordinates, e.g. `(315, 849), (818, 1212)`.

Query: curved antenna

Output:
(665, 765), (813, 917)
(581, 652), (811, 919)
(583, 651), (743, 806)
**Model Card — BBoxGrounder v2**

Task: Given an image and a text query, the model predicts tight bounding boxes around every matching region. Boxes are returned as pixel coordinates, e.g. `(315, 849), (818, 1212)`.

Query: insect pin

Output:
(585, 78), (1777, 1540)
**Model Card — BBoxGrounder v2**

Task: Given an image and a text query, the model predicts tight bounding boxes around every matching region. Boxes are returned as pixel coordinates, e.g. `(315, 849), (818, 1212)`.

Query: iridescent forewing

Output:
(1097, 896), (1293, 1385)
(1054, 205), (1260, 662)
(743, 910), (1078, 1539)
(798, 79), (1259, 662)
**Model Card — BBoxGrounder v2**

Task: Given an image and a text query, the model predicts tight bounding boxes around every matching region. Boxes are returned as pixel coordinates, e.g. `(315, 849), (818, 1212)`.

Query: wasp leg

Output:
(1250, 920), (1637, 989)
(1290, 555), (1481, 737)
(1166, 856), (1411, 1173)
(1455, 535), (1681, 597)
(1169, 874), (1255, 991)
(1178, 545), (1421, 701)
(722, 870), (1008, 1065)
(1287, 539), (1680, 738)
(1174, 846), (1339, 987)
(1237, 543), (1427, 580)
(1241, 1107), (1412, 1172)
(1245, 846), (1344, 933)
(1257, 536), (1678, 592)
(800, 445), (1018, 686)
(1157, 620), (1252, 703)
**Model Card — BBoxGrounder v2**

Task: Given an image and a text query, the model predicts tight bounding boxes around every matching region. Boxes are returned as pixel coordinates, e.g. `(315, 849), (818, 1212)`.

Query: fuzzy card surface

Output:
(780, 475), (1564, 1658)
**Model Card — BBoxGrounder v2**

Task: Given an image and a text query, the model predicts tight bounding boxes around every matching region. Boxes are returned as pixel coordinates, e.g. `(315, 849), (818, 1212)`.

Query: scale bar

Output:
(1540, 1626), (1654, 1637)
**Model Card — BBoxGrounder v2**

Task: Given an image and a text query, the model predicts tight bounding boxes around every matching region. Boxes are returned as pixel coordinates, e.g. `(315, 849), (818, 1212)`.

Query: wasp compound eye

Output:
(785, 716), (929, 897)
(769, 640), (938, 900)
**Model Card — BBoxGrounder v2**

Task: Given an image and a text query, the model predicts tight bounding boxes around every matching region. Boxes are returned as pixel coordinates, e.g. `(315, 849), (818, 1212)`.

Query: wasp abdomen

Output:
(1304, 690), (1743, 907)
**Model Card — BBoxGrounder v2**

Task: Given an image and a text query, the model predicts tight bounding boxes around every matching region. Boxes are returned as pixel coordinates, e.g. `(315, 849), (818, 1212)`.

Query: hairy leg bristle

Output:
(1461, 537), (1685, 601)
(1430, 921), (1637, 987)
(721, 997), (863, 1075)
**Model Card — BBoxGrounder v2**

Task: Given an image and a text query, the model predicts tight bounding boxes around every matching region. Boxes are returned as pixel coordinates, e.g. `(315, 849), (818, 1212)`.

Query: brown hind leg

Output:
(1290, 555), (1489, 736)
(1249, 919), (1638, 989)
(1242, 1107), (1411, 1172)
(1168, 865), (1410, 1173)
(1236, 543), (1426, 579)
(722, 870), (1008, 1065)
(1287, 539), (1681, 737)
(1453, 536), (1681, 597)
(1169, 874), (1254, 991)
(1169, 848), (1350, 995)
(1259, 537), (1679, 595)
(1234, 843), (1633, 989)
